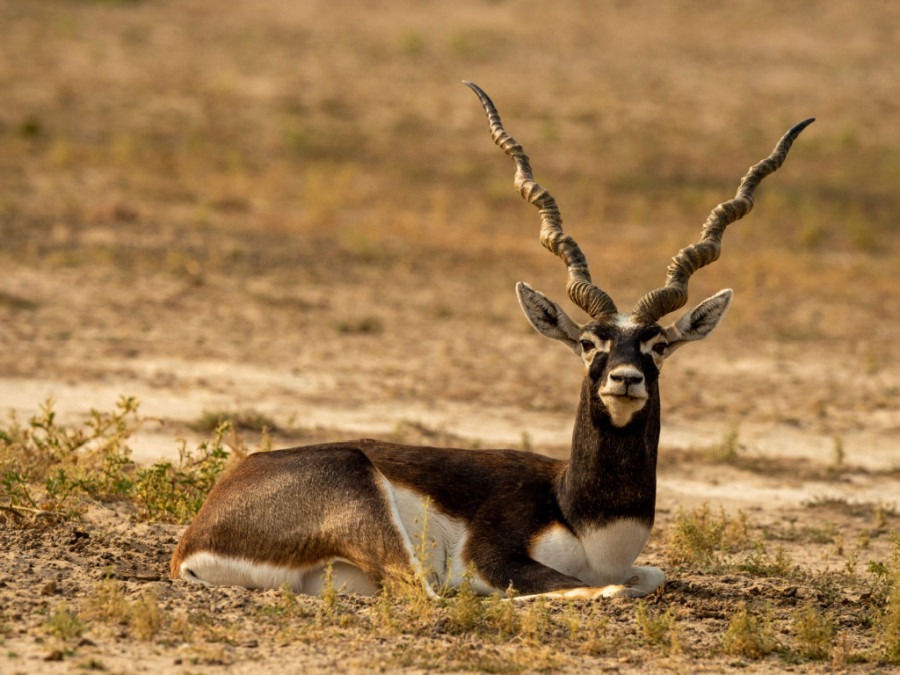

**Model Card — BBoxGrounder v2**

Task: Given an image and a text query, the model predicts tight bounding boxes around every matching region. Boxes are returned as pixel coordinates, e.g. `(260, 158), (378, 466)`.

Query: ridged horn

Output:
(632, 118), (814, 323)
(464, 81), (618, 318)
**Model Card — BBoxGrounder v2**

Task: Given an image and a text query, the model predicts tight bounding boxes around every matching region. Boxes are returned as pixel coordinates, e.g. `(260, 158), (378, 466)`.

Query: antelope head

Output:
(464, 81), (813, 428)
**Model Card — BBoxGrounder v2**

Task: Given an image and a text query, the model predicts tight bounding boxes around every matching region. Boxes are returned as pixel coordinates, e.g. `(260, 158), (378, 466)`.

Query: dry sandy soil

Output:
(1, 0), (900, 672)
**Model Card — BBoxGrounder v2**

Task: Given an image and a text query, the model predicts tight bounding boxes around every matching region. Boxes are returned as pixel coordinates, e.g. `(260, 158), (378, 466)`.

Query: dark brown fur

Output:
(172, 337), (662, 595)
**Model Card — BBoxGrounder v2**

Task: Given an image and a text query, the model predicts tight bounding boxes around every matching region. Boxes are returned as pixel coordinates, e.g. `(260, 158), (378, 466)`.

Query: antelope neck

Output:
(557, 376), (660, 532)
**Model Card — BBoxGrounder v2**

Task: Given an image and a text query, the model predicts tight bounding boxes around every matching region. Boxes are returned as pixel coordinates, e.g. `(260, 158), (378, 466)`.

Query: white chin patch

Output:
(599, 394), (648, 428)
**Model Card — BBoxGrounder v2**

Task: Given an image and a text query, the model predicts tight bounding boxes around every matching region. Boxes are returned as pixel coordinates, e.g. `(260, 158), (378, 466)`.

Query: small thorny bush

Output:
(0, 397), (234, 525)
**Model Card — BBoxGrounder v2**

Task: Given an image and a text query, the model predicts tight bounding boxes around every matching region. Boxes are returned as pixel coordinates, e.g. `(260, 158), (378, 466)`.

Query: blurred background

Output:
(0, 0), (898, 472)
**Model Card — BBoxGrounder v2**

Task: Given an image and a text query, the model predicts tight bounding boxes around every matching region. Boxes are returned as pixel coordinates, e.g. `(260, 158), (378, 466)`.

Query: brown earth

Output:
(1, 492), (898, 673)
(1, 0), (900, 672)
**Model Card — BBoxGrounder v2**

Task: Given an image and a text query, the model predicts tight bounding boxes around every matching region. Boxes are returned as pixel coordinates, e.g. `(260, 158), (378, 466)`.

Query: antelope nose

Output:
(610, 371), (643, 387)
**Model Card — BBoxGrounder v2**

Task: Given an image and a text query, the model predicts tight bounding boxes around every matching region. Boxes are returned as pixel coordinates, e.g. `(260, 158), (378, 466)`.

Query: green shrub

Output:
(0, 398), (234, 525)
(723, 602), (777, 658)
(792, 602), (835, 660)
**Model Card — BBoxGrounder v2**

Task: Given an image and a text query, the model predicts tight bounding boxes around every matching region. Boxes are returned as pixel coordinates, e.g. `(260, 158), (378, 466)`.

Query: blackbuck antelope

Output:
(171, 82), (812, 599)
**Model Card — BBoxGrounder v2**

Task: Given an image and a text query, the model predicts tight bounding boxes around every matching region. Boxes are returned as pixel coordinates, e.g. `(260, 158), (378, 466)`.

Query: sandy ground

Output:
(2, 0), (900, 671)
(2, 284), (899, 673)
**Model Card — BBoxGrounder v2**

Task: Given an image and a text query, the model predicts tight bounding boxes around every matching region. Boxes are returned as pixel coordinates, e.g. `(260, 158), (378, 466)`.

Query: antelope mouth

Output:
(599, 390), (648, 403)
(605, 393), (647, 401)
(599, 392), (649, 428)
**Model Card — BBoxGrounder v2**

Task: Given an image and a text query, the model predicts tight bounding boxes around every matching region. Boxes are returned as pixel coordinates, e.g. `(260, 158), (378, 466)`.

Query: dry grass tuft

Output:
(722, 602), (777, 659)
(635, 600), (681, 653)
(791, 602), (835, 661)
(666, 503), (751, 569)
(878, 536), (900, 664)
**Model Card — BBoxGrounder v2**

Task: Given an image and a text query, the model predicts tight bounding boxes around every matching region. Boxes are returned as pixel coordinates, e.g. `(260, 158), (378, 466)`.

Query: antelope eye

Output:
(652, 342), (668, 355)
(580, 340), (594, 353)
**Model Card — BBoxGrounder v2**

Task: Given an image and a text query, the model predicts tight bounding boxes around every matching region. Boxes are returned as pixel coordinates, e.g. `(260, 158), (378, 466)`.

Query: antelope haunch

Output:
(171, 83), (813, 599)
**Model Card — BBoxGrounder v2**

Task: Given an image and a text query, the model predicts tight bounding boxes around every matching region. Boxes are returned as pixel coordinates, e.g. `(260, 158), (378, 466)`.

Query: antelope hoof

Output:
(600, 566), (666, 598)
(601, 584), (645, 599)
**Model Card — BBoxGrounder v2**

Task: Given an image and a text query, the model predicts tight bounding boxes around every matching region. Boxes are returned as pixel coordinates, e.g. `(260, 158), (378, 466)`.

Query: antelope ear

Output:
(516, 282), (581, 353)
(662, 289), (733, 355)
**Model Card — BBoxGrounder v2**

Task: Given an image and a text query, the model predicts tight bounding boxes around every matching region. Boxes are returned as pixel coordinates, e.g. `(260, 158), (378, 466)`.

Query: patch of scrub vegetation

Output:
(791, 602), (836, 661)
(0, 398), (237, 525)
(704, 425), (742, 463)
(87, 572), (163, 641)
(334, 316), (384, 335)
(0, 291), (39, 311)
(877, 534), (900, 664)
(391, 419), (472, 448)
(722, 602), (777, 659)
(735, 541), (796, 577)
(666, 503), (751, 570)
(634, 600), (680, 653)
(803, 494), (898, 524)
(191, 408), (279, 434)
(672, 428), (894, 485)
(44, 600), (83, 645)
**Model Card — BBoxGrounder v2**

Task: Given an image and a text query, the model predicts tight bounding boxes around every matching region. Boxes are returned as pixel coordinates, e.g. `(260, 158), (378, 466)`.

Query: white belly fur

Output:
(387, 483), (493, 594)
(179, 552), (376, 595)
(530, 519), (651, 587)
